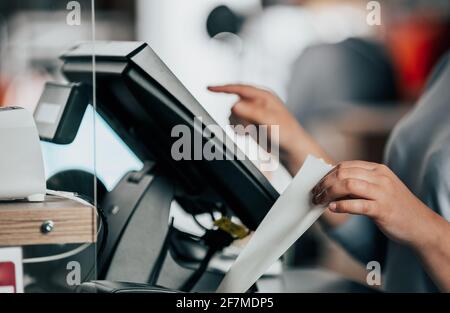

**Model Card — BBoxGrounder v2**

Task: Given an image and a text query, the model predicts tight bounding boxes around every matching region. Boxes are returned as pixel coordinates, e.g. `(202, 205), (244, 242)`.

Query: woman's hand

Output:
(311, 160), (441, 248)
(208, 84), (333, 174)
(312, 160), (450, 292)
(208, 85), (302, 153)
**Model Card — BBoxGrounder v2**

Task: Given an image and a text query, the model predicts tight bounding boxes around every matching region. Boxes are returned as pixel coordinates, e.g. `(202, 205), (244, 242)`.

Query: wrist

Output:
(409, 206), (446, 253)
(280, 149), (304, 176)
(279, 132), (305, 175)
(278, 122), (335, 175)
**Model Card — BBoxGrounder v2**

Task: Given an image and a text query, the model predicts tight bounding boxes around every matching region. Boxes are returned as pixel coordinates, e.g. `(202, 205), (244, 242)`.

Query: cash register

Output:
(34, 41), (279, 292)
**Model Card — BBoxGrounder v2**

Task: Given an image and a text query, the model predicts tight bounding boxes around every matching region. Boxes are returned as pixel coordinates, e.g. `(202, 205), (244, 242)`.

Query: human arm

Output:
(208, 84), (348, 228)
(311, 160), (450, 292)
(208, 84), (334, 173)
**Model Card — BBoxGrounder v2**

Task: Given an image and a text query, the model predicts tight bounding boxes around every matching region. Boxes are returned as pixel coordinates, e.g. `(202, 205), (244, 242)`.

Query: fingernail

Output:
(329, 202), (337, 211)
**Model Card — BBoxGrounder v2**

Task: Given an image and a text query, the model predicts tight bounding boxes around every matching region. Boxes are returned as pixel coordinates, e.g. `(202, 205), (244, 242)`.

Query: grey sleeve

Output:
(422, 147), (450, 222)
(326, 215), (387, 265)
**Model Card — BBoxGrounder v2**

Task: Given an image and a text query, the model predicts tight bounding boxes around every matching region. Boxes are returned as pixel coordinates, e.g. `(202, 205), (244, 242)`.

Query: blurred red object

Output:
(0, 77), (8, 107)
(0, 262), (17, 293)
(386, 14), (450, 101)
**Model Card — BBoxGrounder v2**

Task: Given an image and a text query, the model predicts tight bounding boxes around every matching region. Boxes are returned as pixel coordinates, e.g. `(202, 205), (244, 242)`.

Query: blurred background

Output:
(1, 0), (450, 288)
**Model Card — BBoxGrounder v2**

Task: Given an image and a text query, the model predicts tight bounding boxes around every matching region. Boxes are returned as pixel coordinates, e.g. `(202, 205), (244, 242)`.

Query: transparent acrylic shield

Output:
(0, 0), (97, 293)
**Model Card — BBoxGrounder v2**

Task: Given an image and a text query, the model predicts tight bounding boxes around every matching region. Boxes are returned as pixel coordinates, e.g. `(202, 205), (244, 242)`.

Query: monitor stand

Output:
(99, 161), (171, 281)
(98, 161), (223, 291)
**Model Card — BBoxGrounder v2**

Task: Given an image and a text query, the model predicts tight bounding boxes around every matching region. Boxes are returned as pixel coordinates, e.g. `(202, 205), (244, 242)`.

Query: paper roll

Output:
(217, 155), (333, 293)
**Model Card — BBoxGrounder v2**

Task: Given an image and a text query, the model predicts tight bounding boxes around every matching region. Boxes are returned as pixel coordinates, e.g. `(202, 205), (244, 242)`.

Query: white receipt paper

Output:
(217, 155), (333, 293)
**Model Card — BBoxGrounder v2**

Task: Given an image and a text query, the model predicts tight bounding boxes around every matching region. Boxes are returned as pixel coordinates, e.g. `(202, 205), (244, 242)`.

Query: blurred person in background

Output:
(236, 0), (373, 101)
(282, 0), (450, 128)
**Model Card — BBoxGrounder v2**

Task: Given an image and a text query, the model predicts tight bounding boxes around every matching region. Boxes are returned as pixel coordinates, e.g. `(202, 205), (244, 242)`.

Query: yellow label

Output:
(214, 217), (250, 240)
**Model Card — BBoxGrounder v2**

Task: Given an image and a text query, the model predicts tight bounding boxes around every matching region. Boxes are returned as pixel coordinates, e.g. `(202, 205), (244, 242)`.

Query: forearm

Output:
(280, 124), (335, 176)
(412, 211), (450, 292)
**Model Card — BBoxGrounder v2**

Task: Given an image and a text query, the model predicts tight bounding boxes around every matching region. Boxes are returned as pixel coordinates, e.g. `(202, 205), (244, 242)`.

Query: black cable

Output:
(180, 247), (217, 292)
(192, 215), (208, 230)
(209, 211), (216, 223)
(180, 229), (235, 292)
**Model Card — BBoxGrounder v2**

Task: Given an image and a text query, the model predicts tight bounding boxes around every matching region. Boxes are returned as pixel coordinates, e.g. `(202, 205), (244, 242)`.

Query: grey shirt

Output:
(329, 54), (450, 292)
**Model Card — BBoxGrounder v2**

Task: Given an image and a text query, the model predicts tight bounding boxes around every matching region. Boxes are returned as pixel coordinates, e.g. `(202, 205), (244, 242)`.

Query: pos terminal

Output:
(34, 41), (279, 292)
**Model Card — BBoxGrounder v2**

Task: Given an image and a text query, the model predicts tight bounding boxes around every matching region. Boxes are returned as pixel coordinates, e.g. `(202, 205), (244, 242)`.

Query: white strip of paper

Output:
(217, 155), (333, 293)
